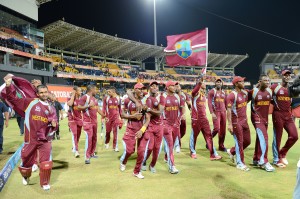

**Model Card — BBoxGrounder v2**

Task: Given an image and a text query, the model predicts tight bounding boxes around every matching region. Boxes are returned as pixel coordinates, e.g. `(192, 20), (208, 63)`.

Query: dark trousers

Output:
(17, 116), (25, 135)
(0, 125), (3, 152)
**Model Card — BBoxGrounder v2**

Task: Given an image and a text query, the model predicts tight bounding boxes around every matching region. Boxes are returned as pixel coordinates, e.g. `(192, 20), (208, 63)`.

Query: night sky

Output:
(38, 0), (300, 83)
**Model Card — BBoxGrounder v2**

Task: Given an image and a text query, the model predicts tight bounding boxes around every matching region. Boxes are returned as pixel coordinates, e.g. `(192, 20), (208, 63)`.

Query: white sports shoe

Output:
(175, 146), (181, 153)
(22, 177), (30, 185)
(261, 162), (275, 172)
(133, 172), (144, 179)
(32, 164), (38, 172)
(75, 151), (80, 158)
(141, 165), (147, 171)
(42, 184), (51, 191)
(227, 149), (235, 163)
(120, 163), (126, 172)
(281, 158), (289, 165)
(169, 166), (179, 174)
(104, 144), (109, 149)
(236, 164), (250, 172)
(114, 148), (119, 152)
(149, 165), (156, 173)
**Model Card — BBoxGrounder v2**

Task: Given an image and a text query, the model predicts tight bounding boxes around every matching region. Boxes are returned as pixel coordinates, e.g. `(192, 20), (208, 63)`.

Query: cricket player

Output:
(4, 74), (57, 191)
(250, 75), (275, 172)
(207, 78), (227, 151)
(78, 85), (105, 164)
(133, 81), (165, 176)
(67, 86), (83, 158)
(103, 86), (122, 152)
(189, 79), (222, 160)
(271, 70), (298, 167)
(120, 83), (144, 178)
(174, 83), (191, 153)
(227, 76), (251, 171)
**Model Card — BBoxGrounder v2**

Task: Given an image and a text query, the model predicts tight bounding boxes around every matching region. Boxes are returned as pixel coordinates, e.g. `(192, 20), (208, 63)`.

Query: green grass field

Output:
(0, 106), (299, 199)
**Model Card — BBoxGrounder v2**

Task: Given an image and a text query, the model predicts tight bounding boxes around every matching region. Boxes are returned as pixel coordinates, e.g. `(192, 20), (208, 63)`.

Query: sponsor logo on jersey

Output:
(32, 115), (48, 123)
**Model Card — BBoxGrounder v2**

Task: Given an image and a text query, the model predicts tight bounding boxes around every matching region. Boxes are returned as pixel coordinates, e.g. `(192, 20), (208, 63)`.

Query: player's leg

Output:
(83, 124), (93, 163)
(218, 111), (227, 151)
(38, 142), (53, 190)
(272, 112), (284, 165)
(252, 132), (260, 165)
(69, 122), (79, 156)
(120, 133), (136, 170)
(104, 120), (112, 148)
(112, 120), (119, 151)
(91, 123), (98, 157)
(280, 118), (298, 164)
(232, 123), (249, 171)
(150, 125), (163, 169)
(163, 125), (177, 173)
(189, 120), (201, 158)
(19, 143), (37, 185)
(211, 112), (220, 139)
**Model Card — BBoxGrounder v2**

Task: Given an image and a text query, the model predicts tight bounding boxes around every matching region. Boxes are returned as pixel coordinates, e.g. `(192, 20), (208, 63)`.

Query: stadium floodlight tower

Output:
(153, 0), (158, 71)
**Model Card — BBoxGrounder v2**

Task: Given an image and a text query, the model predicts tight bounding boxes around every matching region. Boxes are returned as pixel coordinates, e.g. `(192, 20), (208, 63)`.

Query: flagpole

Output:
(154, 0), (158, 72)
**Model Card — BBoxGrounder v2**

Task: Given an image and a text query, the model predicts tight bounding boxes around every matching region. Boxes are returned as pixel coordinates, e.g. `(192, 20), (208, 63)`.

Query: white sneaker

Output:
(100, 133), (103, 138)
(42, 184), (51, 191)
(141, 165), (147, 171)
(175, 146), (181, 153)
(32, 164), (38, 172)
(227, 149), (235, 163)
(149, 165), (156, 173)
(133, 172), (144, 179)
(169, 166), (179, 174)
(281, 158), (289, 165)
(22, 177), (30, 185)
(104, 144), (109, 149)
(114, 148), (119, 152)
(75, 151), (80, 158)
(120, 163), (126, 172)
(261, 162), (275, 172)
(236, 164), (250, 171)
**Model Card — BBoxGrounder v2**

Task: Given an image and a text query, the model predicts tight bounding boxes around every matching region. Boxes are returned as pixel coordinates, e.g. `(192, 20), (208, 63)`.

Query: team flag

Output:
(164, 28), (208, 68)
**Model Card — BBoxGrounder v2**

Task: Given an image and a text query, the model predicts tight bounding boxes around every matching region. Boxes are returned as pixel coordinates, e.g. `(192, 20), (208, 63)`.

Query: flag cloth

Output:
(164, 28), (208, 67)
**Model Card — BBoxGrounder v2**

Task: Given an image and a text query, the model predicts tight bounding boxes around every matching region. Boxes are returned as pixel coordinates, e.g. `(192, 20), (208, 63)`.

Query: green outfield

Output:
(0, 106), (299, 199)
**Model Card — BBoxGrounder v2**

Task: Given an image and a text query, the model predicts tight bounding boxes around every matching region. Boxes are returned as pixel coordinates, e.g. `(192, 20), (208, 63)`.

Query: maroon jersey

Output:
(146, 94), (165, 125)
(191, 83), (207, 120)
(123, 98), (144, 133)
(227, 90), (248, 124)
(79, 94), (99, 124)
(102, 96), (121, 120)
(249, 88), (272, 124)
(207, 88), (226, 113)
(179, 92), (191, 105)
(5, 84), (58, 144)
(271, 84), (291, 112)
(67, 97), (83, 123)
(162, 93), (184, 126)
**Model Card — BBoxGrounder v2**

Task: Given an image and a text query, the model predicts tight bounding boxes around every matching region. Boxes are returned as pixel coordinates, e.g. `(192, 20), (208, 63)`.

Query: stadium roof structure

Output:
(36, 0), (52, 5)
(164, 53), (249, 71)
(42, 20), (164, 62)
(260, 52), (300, 66)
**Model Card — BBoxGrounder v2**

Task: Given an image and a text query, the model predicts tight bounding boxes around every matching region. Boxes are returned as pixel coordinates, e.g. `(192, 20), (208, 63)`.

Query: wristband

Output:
(140, 126), (147, 133)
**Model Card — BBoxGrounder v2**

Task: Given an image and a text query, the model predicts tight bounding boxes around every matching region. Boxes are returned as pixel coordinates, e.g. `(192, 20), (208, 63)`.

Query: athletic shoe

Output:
(32, 164), (38, 172)
(42, 184), (51, 191)
(75, 151), (80, 158)
(120, 163), (126, 172)
(273, 161), (286, 168)
(149, 165), (156, 173)
(91, 153), (99, 158)
(169, 166), (179, 174)
(190, 154), (197, 159)
(114, 148), (119, 152)
(22, 177), (30, 185)
(236, 164), (250, 171)
(227, 149), (235, 163)
(210, 155), (222, 161)
(100, 133), (103, 138)
(281, 158), (289, 165)
(252, 160), (259, 166)
(85, 159), (90, 164)
(141, 164), (147, 171)
(104, 144), (109, 149)
(219, 147), (227, 152)
(164, 157), (168, 163)
(133, 172), (144, 179)
(261, 162), (275, 172)
(56, 135), (60, 140)
(175, 146), (181, 153)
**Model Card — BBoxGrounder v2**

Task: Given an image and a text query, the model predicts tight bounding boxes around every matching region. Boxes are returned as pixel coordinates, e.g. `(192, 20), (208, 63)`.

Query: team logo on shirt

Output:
(154, 101), (158, 106)
(35, 106), (41, 112)
(115, 101), (118, 103)
(280, 90), (284, 95)
(74, 102), (77, 105)
(167, 100), (170, 104)
(45, 110), (49, 115)
(175, 100), (178, 103)
(258, 95), (262, 100)
(238, 97), (242, 101)
(132, 104), (136, 108)
(109, 100), (112, 104)
(267, 95), (270, 98)
(217, 94), (220, 97)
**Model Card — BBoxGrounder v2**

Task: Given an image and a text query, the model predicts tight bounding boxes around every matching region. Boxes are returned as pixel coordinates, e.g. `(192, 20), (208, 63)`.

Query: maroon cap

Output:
(232, 76), (245, 85)
(282, 70), (291, 75)
(134, 83), (145, 89)
(149, 81), (159, 86)
(215, 77), (222, 82)
(165, 81), (178, 88)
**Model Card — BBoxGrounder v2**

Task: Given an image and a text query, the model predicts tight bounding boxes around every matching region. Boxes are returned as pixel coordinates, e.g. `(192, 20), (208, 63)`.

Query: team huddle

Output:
(1, 69), (299, 190)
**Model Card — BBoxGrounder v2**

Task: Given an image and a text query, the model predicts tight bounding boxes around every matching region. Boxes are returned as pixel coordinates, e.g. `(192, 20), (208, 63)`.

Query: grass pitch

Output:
(0, 106), (299, 199)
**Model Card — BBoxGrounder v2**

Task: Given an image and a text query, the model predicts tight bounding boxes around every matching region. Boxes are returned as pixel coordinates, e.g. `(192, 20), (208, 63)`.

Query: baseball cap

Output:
(232, 76), (245, 85)
(134, 83), (145, 89)
(165, 81), (178, 88)
(282, 70), (291, 75)
(149, 81), (159, 86)
(215, 77), (222, 82)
